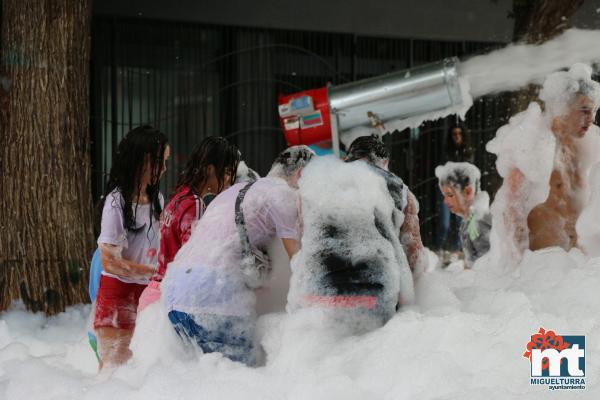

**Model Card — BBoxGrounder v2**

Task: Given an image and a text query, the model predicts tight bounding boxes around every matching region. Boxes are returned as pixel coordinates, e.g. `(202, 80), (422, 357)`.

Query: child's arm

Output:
(99, 243), (156, 280)
(400, 191), (426, 277)
(504, 167), (528, 255)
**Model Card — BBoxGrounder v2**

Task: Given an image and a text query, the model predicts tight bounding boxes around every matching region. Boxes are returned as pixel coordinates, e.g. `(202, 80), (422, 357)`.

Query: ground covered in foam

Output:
(1, 247), (598, 400)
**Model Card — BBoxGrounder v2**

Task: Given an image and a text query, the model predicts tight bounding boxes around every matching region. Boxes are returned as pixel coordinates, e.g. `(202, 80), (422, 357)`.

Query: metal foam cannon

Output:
(278, 57), (464, 154)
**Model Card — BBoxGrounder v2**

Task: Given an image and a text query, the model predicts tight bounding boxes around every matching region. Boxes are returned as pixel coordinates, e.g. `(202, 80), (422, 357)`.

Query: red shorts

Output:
(93, 275), (146, 330)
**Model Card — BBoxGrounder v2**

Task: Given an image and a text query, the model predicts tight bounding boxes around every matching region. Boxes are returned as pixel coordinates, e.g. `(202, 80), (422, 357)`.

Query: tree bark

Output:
(513, 0), (584, 44)
(0, 0), (94, 314)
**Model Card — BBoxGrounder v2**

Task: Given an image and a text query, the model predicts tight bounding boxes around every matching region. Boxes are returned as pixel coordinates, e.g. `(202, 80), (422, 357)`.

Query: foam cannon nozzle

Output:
(278, 57), (464, 154)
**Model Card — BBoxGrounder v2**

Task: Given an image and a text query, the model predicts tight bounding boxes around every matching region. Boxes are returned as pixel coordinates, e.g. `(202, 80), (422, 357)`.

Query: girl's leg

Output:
(96, 327), (134, 369)
(93, 275), (146, 369)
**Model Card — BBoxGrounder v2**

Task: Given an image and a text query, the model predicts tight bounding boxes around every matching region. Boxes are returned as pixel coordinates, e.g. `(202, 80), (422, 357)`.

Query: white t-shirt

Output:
(97, 189), (163, 284)
(163, 176), (299, 317)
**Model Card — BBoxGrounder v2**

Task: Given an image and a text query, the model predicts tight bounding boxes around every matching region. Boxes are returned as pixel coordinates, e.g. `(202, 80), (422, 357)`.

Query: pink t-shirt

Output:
(97, 189), (163, 284)
(163, 176), (299, 317)
(153, 186), (204, 281)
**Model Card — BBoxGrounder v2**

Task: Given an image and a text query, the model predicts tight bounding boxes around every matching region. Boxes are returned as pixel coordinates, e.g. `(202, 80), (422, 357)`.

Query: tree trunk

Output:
(509, 0), (584, 113)
(0, 0), (94, 314)
(513, 0), (584, 44)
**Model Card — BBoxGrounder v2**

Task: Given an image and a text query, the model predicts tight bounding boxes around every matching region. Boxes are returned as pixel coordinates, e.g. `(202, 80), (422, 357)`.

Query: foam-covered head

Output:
(435, 162), (481, 217)
(345, 134), (389, 169)
(268, 145), (315, 185)
(236, 160), (260, 183)
(435, 162), (481, 192)
(289, 156), (415, 315)
(539, 64), (600, 134)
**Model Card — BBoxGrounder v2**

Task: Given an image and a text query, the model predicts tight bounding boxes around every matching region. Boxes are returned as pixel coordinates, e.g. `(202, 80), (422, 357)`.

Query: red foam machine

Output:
(278, 87), (332, 146)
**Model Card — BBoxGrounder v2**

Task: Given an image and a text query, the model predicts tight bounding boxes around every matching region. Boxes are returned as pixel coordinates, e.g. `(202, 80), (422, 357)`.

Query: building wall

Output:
(93, 0), (515, 43)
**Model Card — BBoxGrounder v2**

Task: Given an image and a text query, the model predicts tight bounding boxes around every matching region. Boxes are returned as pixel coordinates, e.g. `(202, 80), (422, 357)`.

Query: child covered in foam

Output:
(486, 63), (600, 266)
(287, 156), (415, 332)
(435, 162), (492, 268)
(161, 146), (313, 366)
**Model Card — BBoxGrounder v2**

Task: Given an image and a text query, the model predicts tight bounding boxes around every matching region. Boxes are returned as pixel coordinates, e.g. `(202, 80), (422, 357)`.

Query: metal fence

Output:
(91, 17), (507, 247)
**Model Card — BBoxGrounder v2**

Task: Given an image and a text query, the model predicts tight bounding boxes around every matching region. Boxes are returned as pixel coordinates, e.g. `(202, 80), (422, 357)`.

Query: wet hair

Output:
(575, 80), (600, 99)
(269, 145), (315, 178)
(98, 125), (169, 232)
(435, 161), (481, 193)
(345, 134), (389, 165)
(176, 136), (240, 197)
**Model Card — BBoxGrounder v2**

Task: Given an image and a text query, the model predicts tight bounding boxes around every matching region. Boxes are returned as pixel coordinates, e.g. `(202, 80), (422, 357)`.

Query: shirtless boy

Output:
(504, 66), (600, 253)
(527, 93), (597, 250)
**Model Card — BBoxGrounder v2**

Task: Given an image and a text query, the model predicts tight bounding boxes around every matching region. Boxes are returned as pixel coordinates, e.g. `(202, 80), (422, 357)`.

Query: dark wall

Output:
(93, 0), (515, 43)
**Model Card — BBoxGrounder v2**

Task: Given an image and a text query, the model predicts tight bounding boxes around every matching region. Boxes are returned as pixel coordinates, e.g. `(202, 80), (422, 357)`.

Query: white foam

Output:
(461, 29), (600, 98)
(2, 246), (600, 399)
(236, 160), (260, 183)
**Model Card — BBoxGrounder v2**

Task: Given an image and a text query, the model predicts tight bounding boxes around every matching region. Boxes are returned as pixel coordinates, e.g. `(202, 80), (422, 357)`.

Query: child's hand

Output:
(99, 244), (155, 279)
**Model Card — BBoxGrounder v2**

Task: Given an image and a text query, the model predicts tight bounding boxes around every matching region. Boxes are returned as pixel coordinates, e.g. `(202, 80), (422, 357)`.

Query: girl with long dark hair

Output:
(137, 136), (240, 310)
(93, 125), (169, 368)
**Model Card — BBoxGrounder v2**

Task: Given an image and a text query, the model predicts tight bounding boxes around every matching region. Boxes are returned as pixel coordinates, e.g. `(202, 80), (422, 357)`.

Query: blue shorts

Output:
(168, 310), (257, 366)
